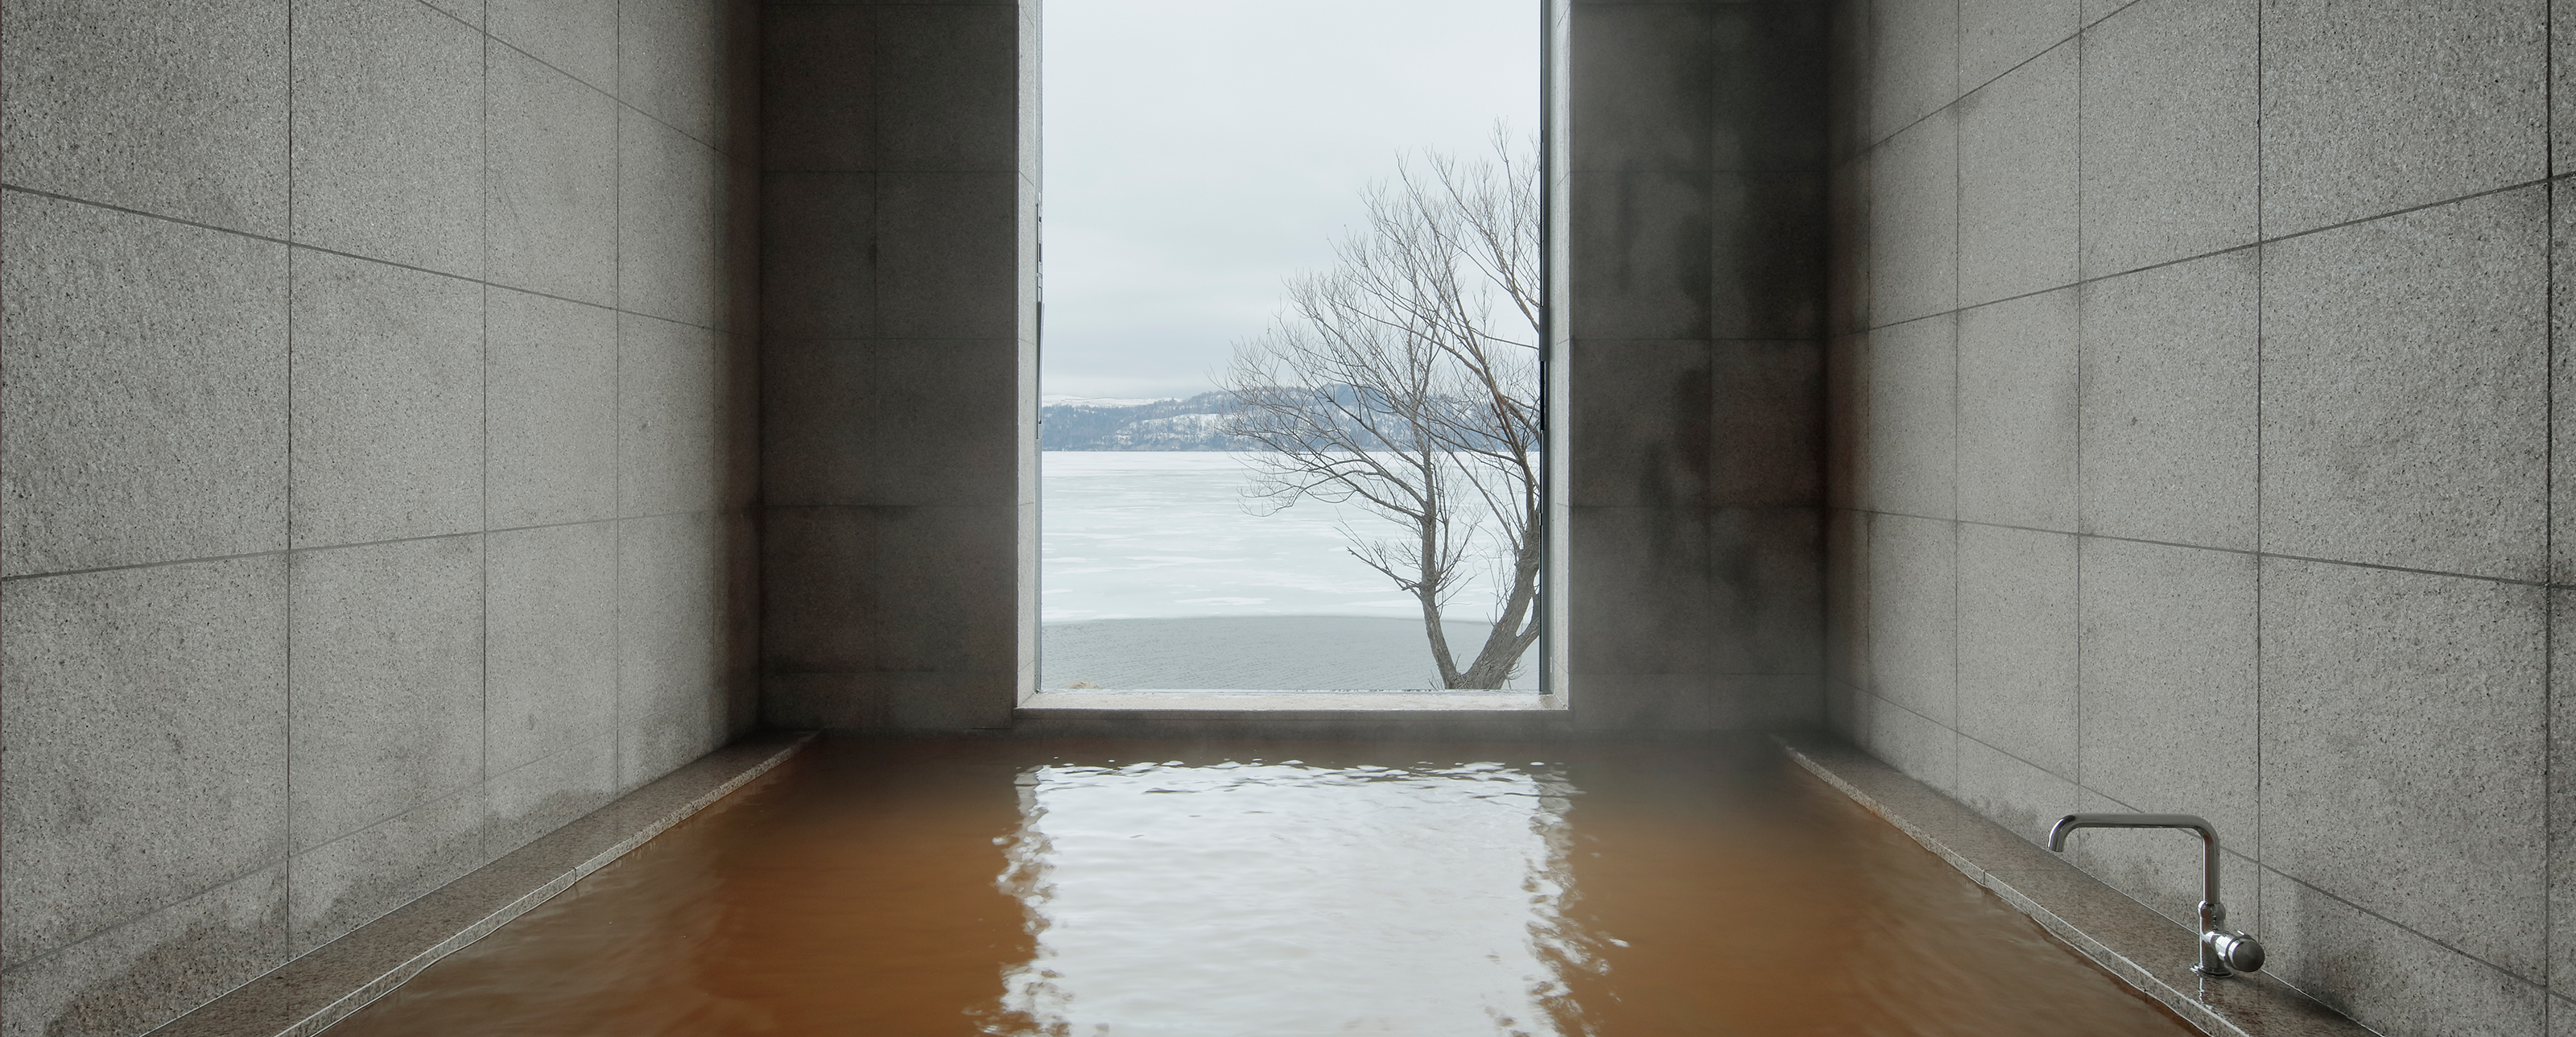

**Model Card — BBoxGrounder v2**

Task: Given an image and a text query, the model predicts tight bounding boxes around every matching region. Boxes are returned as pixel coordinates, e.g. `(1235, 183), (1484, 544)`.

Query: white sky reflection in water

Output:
(1042, 452), (1521, 622)
(989, 759), (1584, 1036)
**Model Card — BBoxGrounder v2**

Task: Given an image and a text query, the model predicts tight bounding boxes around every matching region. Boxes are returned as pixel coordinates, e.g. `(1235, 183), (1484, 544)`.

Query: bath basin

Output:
(321, 737), (2197, 1036)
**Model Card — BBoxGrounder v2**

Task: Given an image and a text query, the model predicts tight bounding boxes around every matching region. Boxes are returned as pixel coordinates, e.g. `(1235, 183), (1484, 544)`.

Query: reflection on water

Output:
(989, 761), (1583, 1036)
(322, 738), (2199, 1037)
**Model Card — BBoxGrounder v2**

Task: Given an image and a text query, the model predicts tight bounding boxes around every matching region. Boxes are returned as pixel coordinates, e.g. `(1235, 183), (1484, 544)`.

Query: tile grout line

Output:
(2260, 861), (2552, 993)
(866, 1), (887, 713)
(1799, 726), (2555, 998)
(1856, 0), (2562, 1014)
(478, 2), (493, 868)
(1776, 733), (2486, 1037)
(613, 0), (626, 795)
(282, 0), (299, 967)
(1855, 575), (2555, 980)
(2543, 0), (2556, 1018)
(1951, 0), (1964, 791)
(15, 0), (743, 1018)
(1860, 166), (2563, 337)
(142, 733), (815, 1037)
(2, 861), (293, 987)
(444, 0), (727, 177)
(6, 767), (514, 980)
(0, 513), (720, 585)
(1832, 507), (2558, 589)
(1704, 0), (1720, 727)
(0, 184), (709, 333)
(20, 138), (2545, 371)
(1840, 0), (1873, 752)
(2071, 3), (2086, 816)
(2250, 0), (2266, 936)
(1862, 4), (2077, 167)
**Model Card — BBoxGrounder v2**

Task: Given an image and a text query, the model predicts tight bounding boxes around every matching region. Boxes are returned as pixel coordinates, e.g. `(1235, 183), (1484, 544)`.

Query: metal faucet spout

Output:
(2047, 813), (2220, 907)
(2048, 812), (2263, 977)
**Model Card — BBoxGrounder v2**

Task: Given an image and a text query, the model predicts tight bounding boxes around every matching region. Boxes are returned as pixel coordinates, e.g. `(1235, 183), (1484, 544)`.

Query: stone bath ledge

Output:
(1774, 733), (2372, 1037)
(145, 731), (815, 1037)
(148, 727), (2369, 1037)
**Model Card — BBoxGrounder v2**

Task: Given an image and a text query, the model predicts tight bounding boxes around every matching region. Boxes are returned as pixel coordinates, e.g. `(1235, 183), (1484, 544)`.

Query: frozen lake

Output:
(1041, 451), (1518, 622)
(1040, 452), (1537, 690)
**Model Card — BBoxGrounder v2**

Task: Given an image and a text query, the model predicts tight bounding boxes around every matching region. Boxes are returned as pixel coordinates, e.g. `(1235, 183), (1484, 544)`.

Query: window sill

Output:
(1018, 690), (1565, 715)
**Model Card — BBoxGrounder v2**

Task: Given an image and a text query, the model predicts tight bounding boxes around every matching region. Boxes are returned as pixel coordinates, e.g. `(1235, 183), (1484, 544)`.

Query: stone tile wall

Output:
(750, 0), (1833, 734)
(0, 1), (763, 1032)
(1823, 1), (2564, 1032)
(753, 0), (1038, 731)
(1567, 0), (1831, 730)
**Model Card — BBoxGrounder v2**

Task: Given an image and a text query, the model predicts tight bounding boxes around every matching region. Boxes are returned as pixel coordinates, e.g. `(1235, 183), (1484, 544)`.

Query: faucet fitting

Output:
(2047, 813), (2264, 977)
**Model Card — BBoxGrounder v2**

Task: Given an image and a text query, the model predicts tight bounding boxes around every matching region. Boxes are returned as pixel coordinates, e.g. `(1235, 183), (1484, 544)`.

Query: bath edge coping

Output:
(1771, 733), (2374, 1037)
(146, 729), (819, 1037)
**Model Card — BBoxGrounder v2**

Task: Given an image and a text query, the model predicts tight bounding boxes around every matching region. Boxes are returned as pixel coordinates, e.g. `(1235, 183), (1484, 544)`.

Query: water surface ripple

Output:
(324, 738), (2197, 1037)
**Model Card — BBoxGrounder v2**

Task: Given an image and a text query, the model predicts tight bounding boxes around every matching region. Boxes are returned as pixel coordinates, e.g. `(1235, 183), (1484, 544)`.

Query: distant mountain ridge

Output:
(1042, 387), (1528, 452)
(1040, 393), (1265, 451)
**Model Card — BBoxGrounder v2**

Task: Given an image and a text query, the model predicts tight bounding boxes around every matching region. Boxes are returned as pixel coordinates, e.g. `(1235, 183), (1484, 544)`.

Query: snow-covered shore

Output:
(1039, 615), (1537, 691)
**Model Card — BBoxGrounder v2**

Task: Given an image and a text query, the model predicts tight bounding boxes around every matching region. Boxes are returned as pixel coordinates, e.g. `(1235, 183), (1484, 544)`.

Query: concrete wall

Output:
(749, 0), (1834, 733)
(747, 0), (1832, 733)
(1567, 0), (1831, 730)
(755, 0), (1039, 732)
(0, 1), (763, 1032)
(1823, 1), (2561, 1033)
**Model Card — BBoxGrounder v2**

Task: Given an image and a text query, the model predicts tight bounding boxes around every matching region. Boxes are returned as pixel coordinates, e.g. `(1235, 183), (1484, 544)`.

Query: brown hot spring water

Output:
(324, 737), (2197, 1035)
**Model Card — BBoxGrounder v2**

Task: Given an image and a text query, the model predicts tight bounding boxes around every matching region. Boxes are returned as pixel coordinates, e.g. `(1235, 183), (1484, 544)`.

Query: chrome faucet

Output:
(2046, 813), (2264, 977)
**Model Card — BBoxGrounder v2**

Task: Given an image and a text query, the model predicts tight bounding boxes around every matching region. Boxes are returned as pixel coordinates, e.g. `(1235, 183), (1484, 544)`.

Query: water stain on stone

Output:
(290, 796), (490, 955)
(488, 781), (619, 860)
(27, 867), (286, 1037)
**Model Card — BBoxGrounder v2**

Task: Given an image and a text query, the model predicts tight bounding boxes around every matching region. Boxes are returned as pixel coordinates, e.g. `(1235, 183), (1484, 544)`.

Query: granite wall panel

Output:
(1825, 0), (2565, 1030)
(756, 0), (1037, 730)
(0, 2), (763, 1031)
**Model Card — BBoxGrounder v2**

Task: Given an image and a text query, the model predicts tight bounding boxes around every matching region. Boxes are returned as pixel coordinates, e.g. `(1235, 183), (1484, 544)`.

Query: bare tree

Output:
(1220, 132), (1542, 689)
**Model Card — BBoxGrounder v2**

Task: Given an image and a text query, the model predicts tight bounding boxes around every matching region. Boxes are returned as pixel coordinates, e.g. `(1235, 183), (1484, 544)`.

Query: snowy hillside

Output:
(1039, 393), (1266, 450)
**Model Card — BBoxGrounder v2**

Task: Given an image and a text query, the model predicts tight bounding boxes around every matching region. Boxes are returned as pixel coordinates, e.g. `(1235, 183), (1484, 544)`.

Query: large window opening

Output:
(1037, 1), (1561, 696)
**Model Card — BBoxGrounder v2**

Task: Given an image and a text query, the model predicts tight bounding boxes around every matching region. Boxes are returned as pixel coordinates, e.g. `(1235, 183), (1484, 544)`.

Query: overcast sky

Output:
(1041, 1), (1539, 403)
